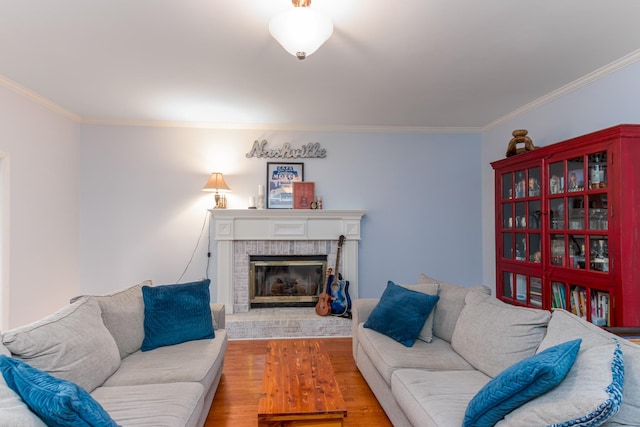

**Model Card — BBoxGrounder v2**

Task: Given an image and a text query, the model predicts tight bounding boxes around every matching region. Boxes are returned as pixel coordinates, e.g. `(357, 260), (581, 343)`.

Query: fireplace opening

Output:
(250, 255), (328, 308)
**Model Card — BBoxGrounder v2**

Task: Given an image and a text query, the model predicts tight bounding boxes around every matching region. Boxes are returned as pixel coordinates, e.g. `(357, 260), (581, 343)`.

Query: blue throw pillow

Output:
(141, 279), (214, 352)
(463, 338), (582, 427)
(0, 355), (119, 427)
(363, 281), (439, 347)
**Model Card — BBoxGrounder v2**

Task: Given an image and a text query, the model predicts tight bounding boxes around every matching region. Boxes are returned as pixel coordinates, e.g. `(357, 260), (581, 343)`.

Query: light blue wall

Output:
(481, 59), (640, 289)
(4, 54), (637, 323)
(78, 58), (640, 302)
(79, 127), (482, 299)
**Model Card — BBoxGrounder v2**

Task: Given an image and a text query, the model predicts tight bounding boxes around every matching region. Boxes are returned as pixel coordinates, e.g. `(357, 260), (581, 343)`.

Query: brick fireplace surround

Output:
(209, 209), (366, 339)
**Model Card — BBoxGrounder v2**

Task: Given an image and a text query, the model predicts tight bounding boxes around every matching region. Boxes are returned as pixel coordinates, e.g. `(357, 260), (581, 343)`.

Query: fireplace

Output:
(250, 255), (328, 307)
(209, 209), (366, 313)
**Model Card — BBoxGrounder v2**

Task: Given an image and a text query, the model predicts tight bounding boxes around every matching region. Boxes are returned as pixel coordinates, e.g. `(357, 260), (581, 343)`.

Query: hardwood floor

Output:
(205, 337), (392, 427)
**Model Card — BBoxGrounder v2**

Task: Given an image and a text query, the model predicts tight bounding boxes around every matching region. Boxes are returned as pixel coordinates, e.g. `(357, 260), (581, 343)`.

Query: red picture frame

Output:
(292, 182), (315, 209)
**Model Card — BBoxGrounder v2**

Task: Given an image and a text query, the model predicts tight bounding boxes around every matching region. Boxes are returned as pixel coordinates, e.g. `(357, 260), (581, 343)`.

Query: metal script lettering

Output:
(245, 140), (327, 159)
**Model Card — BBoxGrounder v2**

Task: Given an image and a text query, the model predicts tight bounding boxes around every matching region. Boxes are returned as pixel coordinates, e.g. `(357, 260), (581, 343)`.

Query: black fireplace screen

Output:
(250, 255), (327, 307)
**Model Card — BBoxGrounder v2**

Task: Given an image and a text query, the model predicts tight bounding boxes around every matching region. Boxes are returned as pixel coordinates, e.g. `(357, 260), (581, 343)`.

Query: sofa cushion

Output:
(364, 281), (439, 347)
(103, 330), (227, 388)
(392, 368), (491, 427)
(0, 369), (47, 427)
(0, 355), (118, 427)
(141, 279), (215, 352)
(451, 291), (550, 378)
(400, 281), (439, 343)
(92, 382), (204, 427)
(497, 339), (624, 426)
(71, 280), (151, 359)
(2, 298), (121, 392)
(357, 324), (474, 386)
(525, 309), (640, 425)
(463, 338), (581, 427)
(422, 275), (491, 343)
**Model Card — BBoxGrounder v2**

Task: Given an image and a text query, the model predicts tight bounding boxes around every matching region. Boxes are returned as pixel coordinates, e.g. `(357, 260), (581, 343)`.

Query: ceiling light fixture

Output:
(269, 0), (333, 60)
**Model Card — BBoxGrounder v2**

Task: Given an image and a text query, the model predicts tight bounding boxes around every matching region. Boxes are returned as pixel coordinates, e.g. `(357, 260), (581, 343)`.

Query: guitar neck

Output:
(333, 240), (343, 280)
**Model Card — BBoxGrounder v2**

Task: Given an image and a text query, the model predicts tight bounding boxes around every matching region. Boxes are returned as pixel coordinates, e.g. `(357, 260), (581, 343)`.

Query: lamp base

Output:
(215, 193), (227, 209)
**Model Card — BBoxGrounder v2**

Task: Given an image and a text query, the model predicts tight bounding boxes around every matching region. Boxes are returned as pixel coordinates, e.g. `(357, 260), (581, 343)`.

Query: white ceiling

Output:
(1, 0), (640, 131)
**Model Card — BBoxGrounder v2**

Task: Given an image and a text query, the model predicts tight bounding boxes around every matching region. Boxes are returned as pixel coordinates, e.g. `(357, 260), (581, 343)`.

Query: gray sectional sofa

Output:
(352, 274), (640, 427)
(0, 280), (228, 427)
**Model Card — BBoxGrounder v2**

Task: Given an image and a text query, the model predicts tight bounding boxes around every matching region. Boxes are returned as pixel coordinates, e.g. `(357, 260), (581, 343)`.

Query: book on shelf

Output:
(529, 296), (543, 308)
(519, 277), (541, 308)
(552, 283), (566, 309)
(590, 290), (610, 327)
(570, 287), (587, 319)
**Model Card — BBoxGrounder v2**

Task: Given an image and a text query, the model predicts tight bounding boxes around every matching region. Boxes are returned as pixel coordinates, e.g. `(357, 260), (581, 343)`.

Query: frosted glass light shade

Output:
(269, 6), (333, 60)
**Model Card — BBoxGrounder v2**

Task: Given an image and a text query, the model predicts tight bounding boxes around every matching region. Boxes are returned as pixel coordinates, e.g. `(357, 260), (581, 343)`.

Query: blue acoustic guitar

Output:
(328, 235), (352, 317)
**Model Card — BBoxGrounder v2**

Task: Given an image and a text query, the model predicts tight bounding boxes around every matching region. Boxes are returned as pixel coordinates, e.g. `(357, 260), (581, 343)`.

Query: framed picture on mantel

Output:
(292, 182), (315, 209)
(266, 162), (304, 209)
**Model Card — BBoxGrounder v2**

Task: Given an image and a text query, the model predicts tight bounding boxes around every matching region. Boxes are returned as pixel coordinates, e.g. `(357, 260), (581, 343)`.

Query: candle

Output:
(249, 196), (256, 207)
(258, 185), (265, 196)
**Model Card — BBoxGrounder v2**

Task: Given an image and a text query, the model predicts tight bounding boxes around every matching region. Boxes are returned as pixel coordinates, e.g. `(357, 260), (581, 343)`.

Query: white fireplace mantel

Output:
(209, 209), (366, 313)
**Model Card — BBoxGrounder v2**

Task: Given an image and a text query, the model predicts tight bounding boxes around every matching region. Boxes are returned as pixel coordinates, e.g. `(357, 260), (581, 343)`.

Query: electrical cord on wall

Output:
(175, 211), (210, 283)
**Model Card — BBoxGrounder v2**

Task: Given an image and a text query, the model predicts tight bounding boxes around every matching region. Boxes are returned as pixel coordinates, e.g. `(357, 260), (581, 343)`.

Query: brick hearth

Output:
(226, 307), (351, 340)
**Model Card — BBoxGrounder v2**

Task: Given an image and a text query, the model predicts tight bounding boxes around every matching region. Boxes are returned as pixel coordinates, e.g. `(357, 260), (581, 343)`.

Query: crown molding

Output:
(0, 74), (81, 122)
(79, 118), (480, 134)
(4, 48), (640, 134)
(0, 73), (478, 133)
(483, 48), (640, 131)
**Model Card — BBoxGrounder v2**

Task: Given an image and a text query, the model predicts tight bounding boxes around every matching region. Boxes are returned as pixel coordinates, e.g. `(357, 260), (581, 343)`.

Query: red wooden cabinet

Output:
(491, 124), (640, 327)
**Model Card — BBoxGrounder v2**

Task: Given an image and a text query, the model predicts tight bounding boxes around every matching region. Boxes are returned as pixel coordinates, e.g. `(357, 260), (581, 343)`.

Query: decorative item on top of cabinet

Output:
(506, 129), (538, 157)
(492, 124), (640, 328)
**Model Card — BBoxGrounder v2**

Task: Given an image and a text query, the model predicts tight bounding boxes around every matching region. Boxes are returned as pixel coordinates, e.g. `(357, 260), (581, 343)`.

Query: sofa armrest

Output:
(351, 299), (379, 361)
(352, 298), (379, 326)
(210, 304), (226, 330)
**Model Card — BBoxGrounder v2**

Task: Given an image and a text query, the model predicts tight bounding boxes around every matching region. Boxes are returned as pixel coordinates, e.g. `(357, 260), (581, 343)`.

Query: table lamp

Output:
(203, 172), (231, 209)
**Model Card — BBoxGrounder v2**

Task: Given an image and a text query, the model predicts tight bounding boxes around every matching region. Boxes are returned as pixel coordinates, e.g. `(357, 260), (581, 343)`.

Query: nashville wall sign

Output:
(245, 139), (327, 159)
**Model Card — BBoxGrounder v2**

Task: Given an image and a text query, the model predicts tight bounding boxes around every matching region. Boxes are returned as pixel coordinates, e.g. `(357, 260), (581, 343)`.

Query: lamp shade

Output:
(202, 172), (231, 192)
(269, 3), (333, 60)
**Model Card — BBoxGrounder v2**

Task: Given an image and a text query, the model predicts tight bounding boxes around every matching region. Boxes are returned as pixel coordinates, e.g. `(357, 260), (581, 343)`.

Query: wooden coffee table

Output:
(258, 339), (348, 427)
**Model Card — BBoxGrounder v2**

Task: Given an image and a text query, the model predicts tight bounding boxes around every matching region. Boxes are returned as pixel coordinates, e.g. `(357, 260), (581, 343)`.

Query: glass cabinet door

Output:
(546, 151), (610, 274)
(500, 167), (541, 264)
